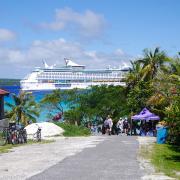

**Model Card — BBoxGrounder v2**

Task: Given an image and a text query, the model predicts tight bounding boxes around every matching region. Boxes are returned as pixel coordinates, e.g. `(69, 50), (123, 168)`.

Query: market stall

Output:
(131, 108), (160, 136)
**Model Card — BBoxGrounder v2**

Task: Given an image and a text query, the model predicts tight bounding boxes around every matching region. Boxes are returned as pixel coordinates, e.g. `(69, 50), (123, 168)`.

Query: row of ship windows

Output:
(38, 80), (121, 83)
(38, 75), (123, 78)
(39, 73), (122, 76)
(37, 78), (122, 81)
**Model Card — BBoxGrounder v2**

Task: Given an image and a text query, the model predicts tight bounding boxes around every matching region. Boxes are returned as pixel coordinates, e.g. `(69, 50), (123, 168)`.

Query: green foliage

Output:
(63, 108), (82, 125)
(151, 144), (180, 179)
(40, 89), (64, 119)
(149, 60), (180, 144)
(126, 61), (143, 89)
(54, 122), (91, 136)
(67, 85), (128, 125)
(125, 47), (180, 145)
(127, 81), (154, 113)
(137, 47), (169, 80)
(164, 84), (180, 145)
(5, 91), (39, 125)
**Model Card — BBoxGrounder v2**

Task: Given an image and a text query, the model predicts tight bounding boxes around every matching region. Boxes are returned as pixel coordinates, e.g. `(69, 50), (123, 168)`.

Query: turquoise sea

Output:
(1, 86), (66, 122)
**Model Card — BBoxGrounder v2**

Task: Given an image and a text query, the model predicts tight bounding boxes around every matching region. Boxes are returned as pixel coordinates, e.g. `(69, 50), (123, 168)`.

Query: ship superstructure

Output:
(20, 59), (129, 91)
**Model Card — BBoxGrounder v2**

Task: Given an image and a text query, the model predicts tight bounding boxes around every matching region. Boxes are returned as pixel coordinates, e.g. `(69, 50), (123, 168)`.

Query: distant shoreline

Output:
(0, 79), (20, 86)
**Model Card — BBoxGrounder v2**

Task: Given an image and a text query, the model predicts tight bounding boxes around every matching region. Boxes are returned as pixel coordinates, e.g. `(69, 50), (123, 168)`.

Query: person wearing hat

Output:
(116, 118), (123, 135)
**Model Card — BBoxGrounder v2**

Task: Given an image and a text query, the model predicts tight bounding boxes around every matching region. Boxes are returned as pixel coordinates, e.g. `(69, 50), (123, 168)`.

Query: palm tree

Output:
(169, 55), (180, 78)
(126, 60), (143, 88)
(147, 58), (179, 117)
(6, 91), (39, 126)
(40, 89), (64, 119)
(137, 47), (169, 80)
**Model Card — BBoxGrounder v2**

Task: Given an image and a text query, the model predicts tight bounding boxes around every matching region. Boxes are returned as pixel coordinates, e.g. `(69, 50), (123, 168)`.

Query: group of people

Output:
(132, 120), (157, 136)
(102, 115), (130, 136)
(116, 117), (129, 135)
(90, 115), (157, 137)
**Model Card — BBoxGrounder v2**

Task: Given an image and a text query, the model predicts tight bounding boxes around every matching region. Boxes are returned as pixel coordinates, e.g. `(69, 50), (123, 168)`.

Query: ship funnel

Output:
(64, 58), (69, 66)
(42, 60), (55, 69)
(64, 58), (85, 67)
(42, 60), (49, 68)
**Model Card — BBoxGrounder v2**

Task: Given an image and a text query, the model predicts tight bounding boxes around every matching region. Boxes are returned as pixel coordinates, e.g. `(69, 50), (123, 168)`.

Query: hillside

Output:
(0, 79), (20, 86)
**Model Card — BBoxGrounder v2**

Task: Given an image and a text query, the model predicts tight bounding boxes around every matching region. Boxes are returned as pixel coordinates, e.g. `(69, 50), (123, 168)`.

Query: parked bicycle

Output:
(0, 127), (9, 146)
(33, 124), (41, 142)
(0, 125), (27, 146)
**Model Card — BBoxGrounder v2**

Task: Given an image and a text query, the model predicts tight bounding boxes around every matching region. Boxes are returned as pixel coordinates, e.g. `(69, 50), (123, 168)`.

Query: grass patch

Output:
(54, 122), (91, 137)
(0, 139), (54, 154)
(0, 144), (15, 153)
(151, 144), (180, 179)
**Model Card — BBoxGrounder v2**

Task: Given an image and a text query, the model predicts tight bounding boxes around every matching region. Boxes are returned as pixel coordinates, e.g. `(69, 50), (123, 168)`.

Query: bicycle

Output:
(17, 128), (27, 144)
(11, 126), (19, 145)
(0, 127), (7, 146)
(0, 125), (27, 146)
(33, 124), (41, 142)
(0, 127), (12, 146)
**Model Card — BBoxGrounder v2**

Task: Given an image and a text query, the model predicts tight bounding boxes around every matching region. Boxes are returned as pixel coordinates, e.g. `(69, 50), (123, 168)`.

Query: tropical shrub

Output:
(6, 91), (39, 125)
(54, 122), (91, 136)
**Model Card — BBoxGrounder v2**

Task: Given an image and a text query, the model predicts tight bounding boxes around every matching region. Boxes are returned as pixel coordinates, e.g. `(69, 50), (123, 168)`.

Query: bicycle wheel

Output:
(0, 129), (7, 146)
(11, 130), (18, 145)
(23, 130), (27, 143)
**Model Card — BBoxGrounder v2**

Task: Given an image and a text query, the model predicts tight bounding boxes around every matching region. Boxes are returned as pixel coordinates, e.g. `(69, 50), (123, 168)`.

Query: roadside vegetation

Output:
(140, 143), (180, 179)
(151, 144), (180, 179)
(6, 91), (39, 126)
(55, 122), (91, 136)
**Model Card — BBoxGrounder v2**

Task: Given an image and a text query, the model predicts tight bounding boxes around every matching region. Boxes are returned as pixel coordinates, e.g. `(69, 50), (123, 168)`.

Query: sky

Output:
(0, 0), (179, 78)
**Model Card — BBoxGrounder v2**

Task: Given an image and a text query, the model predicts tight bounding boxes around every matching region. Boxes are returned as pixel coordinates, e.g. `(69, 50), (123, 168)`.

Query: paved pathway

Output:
(29, 136), (144, 180)
(0, 136), (105, 180)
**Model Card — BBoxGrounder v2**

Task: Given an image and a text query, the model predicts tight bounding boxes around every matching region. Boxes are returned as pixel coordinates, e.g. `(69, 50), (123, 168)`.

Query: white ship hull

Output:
(21, 82), (126, 91)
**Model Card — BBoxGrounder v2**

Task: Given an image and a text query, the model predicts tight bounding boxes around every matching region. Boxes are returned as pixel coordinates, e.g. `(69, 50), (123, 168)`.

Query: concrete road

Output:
(29, 136), (144, 180)
(0, 136), (105, 180)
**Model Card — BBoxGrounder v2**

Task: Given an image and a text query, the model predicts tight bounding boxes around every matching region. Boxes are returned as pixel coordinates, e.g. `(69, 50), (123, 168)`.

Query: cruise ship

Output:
(20, 58), (130, 91)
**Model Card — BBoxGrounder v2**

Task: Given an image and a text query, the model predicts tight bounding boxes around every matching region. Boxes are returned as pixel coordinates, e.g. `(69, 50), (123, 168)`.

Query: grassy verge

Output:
(0, 139), (54, 154)
(54, 122), (91, 137)
(140, 142), (180, 179)
(151, 144), (180, 179)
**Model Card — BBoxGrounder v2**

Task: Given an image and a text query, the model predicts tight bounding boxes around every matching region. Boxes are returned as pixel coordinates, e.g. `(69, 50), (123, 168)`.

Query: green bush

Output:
(54, 122), (91, 137)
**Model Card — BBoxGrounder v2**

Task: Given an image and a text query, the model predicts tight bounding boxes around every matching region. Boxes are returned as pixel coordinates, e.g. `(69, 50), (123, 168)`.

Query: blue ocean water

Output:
(1, 86), (66, 122)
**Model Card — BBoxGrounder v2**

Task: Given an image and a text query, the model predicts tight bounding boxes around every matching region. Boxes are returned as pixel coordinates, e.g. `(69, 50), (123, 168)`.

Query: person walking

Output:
(116, 118), (123, 135)
(123, 118), (129, 135)
(103, 117), (109, 135)
(107, 115), (113, 135)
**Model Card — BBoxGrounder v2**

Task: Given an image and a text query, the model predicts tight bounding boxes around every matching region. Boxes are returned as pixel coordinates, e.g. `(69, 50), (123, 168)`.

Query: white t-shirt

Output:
(107, 118), (113, 128)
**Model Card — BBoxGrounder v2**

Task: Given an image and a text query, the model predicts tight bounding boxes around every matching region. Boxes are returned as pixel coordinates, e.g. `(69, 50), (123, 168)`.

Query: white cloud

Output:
(0, 28), (16, 42)
(39, 7), (106, 39)
(0, 38), (131, 78)
(114, 49), (125, 56)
